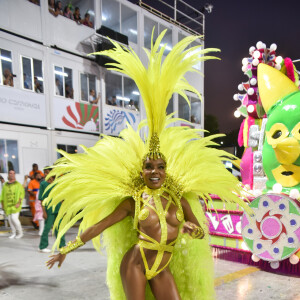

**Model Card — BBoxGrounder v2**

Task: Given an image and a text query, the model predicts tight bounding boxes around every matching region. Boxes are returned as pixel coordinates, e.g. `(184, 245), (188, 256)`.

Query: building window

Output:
(0, 49), (14, 87)
(0, 139), (19, 173)
(21, 56), (44, 93)
(105, 72), (122, 107)
(105, 72), (139, 110)
(57, 144), (77, 159)
(80, 73), (98, 104)
(144, 18), (173, 55)
(124, 77), (139, 111)
(166, 97), (174, 116)
(191, 96), (201, 124)
(121, 5), (137, 44)
(159, 24), (172, 55)
(178, 95), (190, 122)
(178, 94), (201, 124)
(178, 32), (203, 71)
(102, 0), (120, 32)
(54, 66), (73, 98)
(102, 0), (137, 44)
(144, 17), (158, 49)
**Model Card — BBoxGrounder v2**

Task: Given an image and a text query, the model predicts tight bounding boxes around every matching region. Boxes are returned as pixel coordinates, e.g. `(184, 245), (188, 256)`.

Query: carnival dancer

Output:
(46, 30), (252, 300)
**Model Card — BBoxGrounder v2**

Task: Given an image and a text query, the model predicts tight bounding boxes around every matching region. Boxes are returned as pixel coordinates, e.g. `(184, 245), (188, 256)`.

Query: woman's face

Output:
(141, 158), (166, 189)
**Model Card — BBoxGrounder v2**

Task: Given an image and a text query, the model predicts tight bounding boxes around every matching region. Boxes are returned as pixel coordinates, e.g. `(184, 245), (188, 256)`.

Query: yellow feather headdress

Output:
(92, 29), (220, 159)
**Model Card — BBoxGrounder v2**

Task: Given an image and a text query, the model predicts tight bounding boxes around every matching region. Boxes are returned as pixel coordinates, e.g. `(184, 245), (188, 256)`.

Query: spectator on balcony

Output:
(48, 0), (57, 16)
(82, 13), (93, 28)
(65, 84), (74, 99)
(63, 5), (74, 20)
(3, 69), (14, 87)
(125, 99), (138, 111)
(107, 95), (117, 106)
(34, 76), (43, 93)
(89, 89), (100, 105)
(191, 115), (196, 123)
(55, 1), (63, 16)
(73, 7), (82, 24)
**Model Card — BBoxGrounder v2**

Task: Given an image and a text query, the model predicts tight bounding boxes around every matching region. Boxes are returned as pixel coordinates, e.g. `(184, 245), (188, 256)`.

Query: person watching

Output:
(34, 76), (43, 93)
(63, 5), (73, 20)
(73, 7), (82, 24)
(3, 69), (14, 87)
(29, 163), (44, 180)
(48, 0), (57, 16)
(107, 95), (117, 106)
(55, 1), (63, 16)
(82, 13), (93, 28)
(89, 89), (100, 105)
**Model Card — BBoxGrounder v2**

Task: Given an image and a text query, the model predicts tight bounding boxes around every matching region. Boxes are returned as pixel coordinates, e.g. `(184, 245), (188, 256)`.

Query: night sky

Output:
(203, 0), (300, 133)
(128, 0), (300, 133)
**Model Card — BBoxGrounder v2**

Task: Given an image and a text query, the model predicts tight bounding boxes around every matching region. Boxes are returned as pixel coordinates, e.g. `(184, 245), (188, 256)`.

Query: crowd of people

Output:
(48, 0), (94, 28)
(3, 68), (43, 93)
(0, 163), (64, 252)
(106, 96), (139, 110)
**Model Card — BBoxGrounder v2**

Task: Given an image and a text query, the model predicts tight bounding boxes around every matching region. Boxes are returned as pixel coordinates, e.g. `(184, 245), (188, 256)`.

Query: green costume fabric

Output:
(39, 180), (60, 214)
(39, 181), (65, 250)
(0, 181), (24, 215)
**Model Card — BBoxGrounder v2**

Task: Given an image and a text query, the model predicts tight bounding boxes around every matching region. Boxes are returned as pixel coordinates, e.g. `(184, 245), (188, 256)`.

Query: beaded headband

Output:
(142, 133), (166, 164)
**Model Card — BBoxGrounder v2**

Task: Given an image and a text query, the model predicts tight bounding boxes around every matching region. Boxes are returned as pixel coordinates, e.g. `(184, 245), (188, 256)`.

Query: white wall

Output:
(0, 0), (42, 41)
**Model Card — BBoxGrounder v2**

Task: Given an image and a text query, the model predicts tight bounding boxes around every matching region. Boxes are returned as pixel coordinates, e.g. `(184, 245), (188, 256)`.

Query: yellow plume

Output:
(91, 28), (220, 144)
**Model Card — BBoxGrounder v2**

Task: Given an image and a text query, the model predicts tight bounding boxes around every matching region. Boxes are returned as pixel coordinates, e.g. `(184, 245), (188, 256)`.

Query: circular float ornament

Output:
(241, 193), (300, 262)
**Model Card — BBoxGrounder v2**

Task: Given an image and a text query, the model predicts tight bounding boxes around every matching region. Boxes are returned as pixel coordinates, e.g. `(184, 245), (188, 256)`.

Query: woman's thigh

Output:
(120, 248), (147, 300)
(149, 267), (181, 300)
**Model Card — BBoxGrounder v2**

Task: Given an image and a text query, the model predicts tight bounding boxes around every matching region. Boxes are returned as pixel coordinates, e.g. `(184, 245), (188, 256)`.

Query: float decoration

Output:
(241, 63), (300, 270)
(208, 42), (300, 273)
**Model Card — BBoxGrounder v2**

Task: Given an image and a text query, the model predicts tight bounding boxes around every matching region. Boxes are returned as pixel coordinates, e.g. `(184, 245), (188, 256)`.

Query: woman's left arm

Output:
(181, 197), (204, 239)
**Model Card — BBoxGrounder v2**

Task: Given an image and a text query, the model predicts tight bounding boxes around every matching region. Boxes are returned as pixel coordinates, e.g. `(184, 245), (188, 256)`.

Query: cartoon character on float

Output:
(241, 64), (300, 269)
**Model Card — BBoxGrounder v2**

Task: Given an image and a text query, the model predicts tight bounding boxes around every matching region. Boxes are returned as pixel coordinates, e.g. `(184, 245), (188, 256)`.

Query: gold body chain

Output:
(136, 186), (184, 280)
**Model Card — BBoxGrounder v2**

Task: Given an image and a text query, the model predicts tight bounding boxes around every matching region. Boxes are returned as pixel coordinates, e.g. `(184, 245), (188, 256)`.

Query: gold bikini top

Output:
(134, 186), (185, 279)
(138, 190), (184, 223)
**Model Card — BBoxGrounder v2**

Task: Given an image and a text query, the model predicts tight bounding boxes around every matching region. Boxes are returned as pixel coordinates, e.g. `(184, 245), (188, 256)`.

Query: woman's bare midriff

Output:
(121, 194), (182, 277)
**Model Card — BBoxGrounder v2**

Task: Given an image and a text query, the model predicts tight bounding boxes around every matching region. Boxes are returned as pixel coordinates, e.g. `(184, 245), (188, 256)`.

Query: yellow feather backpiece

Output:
(45, 30), (252, 300)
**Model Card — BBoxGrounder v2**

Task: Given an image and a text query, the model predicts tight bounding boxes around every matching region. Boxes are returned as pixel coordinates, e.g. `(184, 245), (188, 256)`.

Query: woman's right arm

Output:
(46, 198), (135, 269)
(80, 198), (135, 243)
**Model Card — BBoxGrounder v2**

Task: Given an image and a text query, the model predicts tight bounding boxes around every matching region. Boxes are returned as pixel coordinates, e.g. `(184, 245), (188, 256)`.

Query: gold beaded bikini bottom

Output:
(137, 189), (184, 280)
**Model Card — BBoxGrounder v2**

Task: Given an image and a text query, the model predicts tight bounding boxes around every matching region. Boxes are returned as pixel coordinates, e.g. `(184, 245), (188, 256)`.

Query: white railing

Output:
(138, 0), (205, 37)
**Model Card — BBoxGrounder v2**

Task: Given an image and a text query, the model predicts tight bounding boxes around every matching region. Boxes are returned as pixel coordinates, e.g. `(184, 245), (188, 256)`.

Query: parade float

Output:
(206, 42), (300, 273)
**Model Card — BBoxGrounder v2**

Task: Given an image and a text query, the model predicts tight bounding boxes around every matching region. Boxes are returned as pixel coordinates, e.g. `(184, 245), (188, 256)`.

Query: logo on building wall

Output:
(104, 109), (136, 134)
(62, 102), (99, 131)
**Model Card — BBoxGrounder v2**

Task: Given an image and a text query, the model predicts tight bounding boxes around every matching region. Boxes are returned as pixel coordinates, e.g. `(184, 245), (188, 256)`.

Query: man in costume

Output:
(46, 31), (252, 300)
(0, 170), (24, 239)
